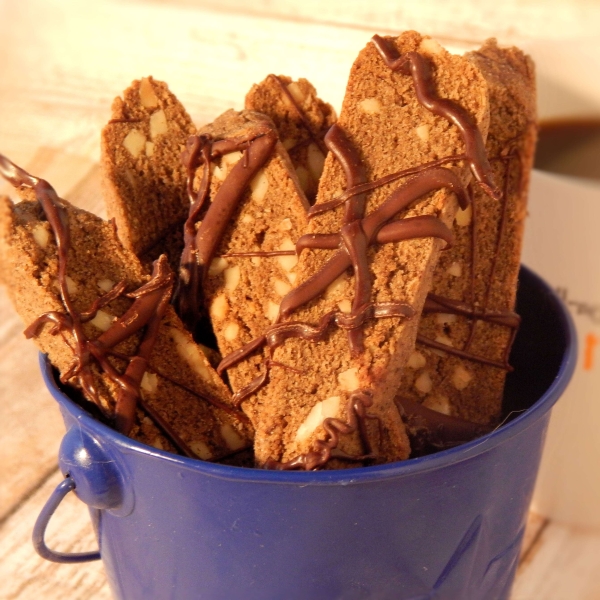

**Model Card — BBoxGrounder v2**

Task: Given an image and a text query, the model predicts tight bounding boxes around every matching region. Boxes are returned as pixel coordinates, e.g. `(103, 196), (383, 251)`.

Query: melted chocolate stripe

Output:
(416, 334), (514, 371)
(279, 167), (468, 321)
(175, 129), (278, 333)
(222, 302), (414, 405)
(307, 153), (468, 218)
(113, 257), (174, 434)
(419, 142), (526, 371)
(371, 35), (500, 200)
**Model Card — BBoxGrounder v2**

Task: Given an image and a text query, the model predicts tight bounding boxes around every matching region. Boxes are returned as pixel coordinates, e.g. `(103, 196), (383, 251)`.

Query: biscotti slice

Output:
(101, 77), (194, 264)
(397, 39), (536, 431)
(173, 109), (309, 397)
(245, 75), (336, 203)
(0, 155), (252, 461)
(221, 31), (494, 468)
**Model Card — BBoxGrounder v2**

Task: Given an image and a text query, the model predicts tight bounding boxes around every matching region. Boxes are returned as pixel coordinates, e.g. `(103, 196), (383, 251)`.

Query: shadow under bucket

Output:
(35, 266), (576, 600)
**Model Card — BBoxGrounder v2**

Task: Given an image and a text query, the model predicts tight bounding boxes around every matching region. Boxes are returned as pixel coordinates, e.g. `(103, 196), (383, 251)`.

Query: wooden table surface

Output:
(1, 1), (600, 598)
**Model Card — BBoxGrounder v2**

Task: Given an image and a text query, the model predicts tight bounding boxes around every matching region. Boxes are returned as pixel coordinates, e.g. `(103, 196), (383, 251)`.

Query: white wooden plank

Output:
(512, 522), (600, 599)
(0, 470), (111, 600)
(151, 0), (600, 44)
(0, 0), (385, 163)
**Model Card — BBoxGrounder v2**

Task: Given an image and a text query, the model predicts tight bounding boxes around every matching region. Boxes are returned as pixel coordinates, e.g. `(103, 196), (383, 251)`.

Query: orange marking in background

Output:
(584, 333), (599, 370)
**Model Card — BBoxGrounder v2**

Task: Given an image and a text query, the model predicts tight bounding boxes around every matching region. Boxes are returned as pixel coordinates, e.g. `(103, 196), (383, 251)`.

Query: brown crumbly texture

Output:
(245, 75), (336, 203)
(101, 77), (194, 262)
(239, 32), (491, 467)
(399, 39), (537, 425)
(0, 191), (252, 460)
(196, 109), (309, 393)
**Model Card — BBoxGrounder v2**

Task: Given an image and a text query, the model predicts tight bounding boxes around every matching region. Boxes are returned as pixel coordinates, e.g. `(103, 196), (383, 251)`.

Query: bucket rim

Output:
(40, 265), (577, 486)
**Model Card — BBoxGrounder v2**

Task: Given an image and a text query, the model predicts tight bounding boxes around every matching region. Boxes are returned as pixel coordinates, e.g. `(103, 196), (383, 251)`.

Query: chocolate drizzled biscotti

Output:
(101, 77), (194, 264)
(220, 31), (494, 468)
(0, 155), (252, 461)
(173, 109), (309, 396)
(398, 39), (536, 432)
(245, 75), (336, 203)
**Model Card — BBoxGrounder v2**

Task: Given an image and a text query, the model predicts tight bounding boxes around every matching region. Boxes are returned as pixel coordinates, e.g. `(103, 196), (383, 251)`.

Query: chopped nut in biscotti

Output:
(0, 155), (252, 461)
(245, 75), (336, 204)
(223, 31), (493, 468)
(399, 38), (537, 428)
(101, 77), (195, 268)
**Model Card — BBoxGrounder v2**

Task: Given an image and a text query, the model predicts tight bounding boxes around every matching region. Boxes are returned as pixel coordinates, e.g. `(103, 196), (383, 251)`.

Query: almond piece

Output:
(415, 124), (430, 142)
(32, 223), (50, 249)
(210, 294), (229, 321)
(455, 204), (472, 227)
(277, 238), (297, 272)
(274, 279), (292, 297)
(223, 322), (239, 341)
(208, 257), (228, 277)
(307, 143), (325, 181)
(97, 278), (115, 293)
(338, 367), (360, 392)
(447, 262), (462, 277)
(123, 129), (147, 158)
(223, 265), (241, 291)
(139, 78), (159, 109)
(149, 109), (168, 139)
(190, 440), (212, 460)
(452, 365), (473, 390)
(250, 169), (269, 203)
(90, 310), (115, 332)
(220, 423), (246, 451)
(295, 396), (341, 443)
(407, 351), (426, 369)
(359, 98), (381, 114)
(414, 371), (433, 394)
(140, 371), (158, 394)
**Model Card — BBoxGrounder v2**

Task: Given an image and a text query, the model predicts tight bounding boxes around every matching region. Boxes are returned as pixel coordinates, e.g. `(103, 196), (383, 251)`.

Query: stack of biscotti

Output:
(0, 31), (536, 469)
(0, 155), (252, 461)
(397, 38), (537, 438)
(221, 31), (496, 468)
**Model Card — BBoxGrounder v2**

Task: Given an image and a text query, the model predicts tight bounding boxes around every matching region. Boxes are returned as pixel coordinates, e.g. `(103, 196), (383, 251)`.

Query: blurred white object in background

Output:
(522, 36), (600, 529)
(523, 171), (600, 529)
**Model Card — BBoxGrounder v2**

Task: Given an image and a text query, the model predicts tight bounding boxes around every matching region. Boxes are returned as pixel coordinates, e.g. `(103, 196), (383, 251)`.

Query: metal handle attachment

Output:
(32, 476), (101, 563)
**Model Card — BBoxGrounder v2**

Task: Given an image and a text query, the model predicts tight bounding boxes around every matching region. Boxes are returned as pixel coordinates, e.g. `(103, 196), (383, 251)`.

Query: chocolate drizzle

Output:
(371, 35), (501, 200)
(219, 301), (415, 406)
(175, 127), (278, 333)
(278, 126), (467, 355)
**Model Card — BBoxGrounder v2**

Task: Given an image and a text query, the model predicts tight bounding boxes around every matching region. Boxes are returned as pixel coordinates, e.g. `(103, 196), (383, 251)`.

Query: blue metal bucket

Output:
(34, 266), (576, 600)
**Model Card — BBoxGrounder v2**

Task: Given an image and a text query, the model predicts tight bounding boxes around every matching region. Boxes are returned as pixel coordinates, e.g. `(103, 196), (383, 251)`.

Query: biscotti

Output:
(245, 75), (336, 203)
(397, 39), (536, 435)
(220, 31), (494, 468)
(173, 109), (309, 400)
(0, 154), (252, 461)
(101, 77), (194, 265)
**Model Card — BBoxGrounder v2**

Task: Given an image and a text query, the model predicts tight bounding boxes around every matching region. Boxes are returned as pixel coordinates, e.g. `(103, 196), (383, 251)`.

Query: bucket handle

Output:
(32, 476), (101, 563)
